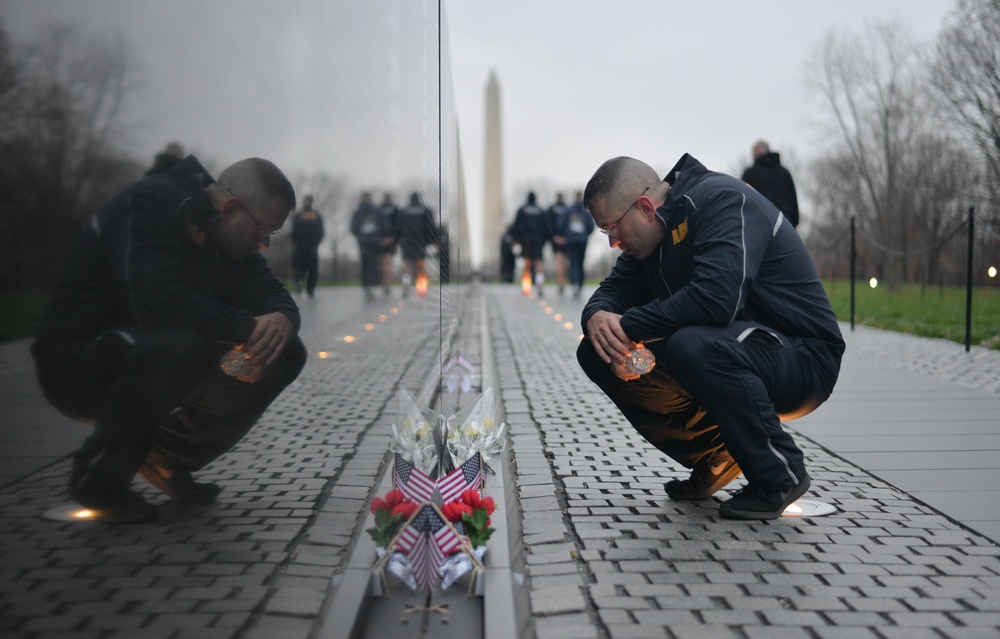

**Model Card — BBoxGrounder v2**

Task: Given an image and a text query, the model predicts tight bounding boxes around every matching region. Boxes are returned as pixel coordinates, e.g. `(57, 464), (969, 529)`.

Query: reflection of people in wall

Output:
(32, 156), (306, 524)
(144, 142), (185, 176)
(291, 194), (325, 298)
(396, 192), (438, 298)
(740, 140), (800, 228)
(350, 192), (383, 300)
(376, 193), (399, 296)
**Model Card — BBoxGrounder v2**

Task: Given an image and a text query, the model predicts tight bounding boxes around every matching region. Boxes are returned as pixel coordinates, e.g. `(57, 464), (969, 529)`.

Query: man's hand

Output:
(245, 312), (294, 366)
(586, 310), (636, 366)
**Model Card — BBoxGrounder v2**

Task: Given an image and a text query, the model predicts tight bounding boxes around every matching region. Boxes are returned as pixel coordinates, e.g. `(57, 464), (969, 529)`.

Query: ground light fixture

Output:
(782, 499), (836, 517)
(41, 504), (99, 522)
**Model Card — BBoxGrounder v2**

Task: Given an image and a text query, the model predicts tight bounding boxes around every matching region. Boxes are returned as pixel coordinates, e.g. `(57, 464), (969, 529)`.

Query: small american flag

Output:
(437, 452), (484, 504)
(395, 504), (463, 592)
(394, 453), (437, 503)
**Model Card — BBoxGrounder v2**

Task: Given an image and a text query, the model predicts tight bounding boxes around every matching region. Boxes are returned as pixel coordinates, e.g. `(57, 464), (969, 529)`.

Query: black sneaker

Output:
(70, 486), (158, 524)
(718, 474), (811, 520)
(665, 456), (742, 501)
(138, 462), (222, 504)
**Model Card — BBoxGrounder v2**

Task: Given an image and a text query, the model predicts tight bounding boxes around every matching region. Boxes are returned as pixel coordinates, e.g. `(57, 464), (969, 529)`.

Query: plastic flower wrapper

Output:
(439, 545), (487, 591)
(389, 388), (442, 476)
(374, 547), (418, 591)
(446, 387), (507, 469)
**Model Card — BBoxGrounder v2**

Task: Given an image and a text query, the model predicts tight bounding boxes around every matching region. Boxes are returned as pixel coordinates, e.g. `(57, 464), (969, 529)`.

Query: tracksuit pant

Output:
(577, 320), (833, 490)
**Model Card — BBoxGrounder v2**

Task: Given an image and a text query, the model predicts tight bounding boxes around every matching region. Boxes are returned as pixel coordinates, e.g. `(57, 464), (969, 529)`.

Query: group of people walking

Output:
(501, 190), (594, 298)
(351, 191), (439, 299)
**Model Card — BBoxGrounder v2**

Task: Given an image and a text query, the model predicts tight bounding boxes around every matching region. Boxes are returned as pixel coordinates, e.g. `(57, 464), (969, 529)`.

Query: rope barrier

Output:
(855, 220), (969, 259)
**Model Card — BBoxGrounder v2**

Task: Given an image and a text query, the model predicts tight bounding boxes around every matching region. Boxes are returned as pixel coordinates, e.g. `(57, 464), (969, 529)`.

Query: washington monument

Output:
(481, 70), (504, 271)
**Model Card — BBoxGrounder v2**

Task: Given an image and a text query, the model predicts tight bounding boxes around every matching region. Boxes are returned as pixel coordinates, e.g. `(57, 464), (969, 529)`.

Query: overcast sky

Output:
(3, 0), (958, 264)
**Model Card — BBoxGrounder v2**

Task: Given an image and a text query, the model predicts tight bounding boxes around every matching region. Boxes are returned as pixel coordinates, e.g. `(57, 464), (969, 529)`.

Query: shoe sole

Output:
(665, 462), (743, 501)
(718, 475), (811, 520)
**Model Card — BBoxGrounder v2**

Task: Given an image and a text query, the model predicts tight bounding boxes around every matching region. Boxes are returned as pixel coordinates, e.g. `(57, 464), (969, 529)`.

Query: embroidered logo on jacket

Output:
(671, 218), (688, 245)
(186, 222), (206, 247)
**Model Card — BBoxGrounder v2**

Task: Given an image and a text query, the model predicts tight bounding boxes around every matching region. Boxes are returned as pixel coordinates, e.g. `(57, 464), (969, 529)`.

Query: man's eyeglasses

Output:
(227, 187), (281, 238)
(599, 186), (649, 237)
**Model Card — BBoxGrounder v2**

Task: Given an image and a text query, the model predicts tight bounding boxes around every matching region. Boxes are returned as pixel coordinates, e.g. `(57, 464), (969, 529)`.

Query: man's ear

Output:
(637, 195), (656, 219)
(218, 196), (240, 221)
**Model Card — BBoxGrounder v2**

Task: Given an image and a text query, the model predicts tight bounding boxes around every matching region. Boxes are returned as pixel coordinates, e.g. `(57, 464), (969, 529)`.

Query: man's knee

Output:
(576, 338), (606, 383)
(273, 337), (307, 385)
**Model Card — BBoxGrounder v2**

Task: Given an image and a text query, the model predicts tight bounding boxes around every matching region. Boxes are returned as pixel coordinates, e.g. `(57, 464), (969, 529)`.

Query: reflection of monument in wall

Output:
(481, 70), (504, 271)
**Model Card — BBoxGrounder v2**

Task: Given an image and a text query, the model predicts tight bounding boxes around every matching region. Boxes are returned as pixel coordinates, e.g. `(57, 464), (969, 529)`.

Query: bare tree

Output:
(805, 22), (955, 287)
(0, 21), (138, 290)
(928, 0), (1000, 205)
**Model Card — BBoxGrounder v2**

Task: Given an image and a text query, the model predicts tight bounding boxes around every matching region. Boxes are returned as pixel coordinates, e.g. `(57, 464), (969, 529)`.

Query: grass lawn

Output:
(824, 279), (1000, 349)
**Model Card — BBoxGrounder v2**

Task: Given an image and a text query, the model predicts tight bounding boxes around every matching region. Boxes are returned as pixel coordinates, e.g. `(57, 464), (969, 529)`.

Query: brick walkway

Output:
(2, 283), (1000, 638)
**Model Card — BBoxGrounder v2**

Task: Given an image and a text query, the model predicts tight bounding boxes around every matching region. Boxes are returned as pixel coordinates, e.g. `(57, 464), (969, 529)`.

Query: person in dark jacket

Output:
(350, 192), (384, 299)
(740, 140), (800, 227)
(32, 156), (307, 523)
(499, 223), (516, 284)
(144, 142), (185, 176)
(376, 193), (400, 296)
(291, 194), (325, 298)
(396, 192), (438, 298)
(512, 192), (549, 296)
(546, 193), (568, 295)
(578, 154), (844, 520)
(557, 191), (594, 299)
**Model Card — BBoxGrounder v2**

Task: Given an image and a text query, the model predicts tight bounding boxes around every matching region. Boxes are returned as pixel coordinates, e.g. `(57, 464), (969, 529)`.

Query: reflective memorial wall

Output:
(3, 0), (469, 406)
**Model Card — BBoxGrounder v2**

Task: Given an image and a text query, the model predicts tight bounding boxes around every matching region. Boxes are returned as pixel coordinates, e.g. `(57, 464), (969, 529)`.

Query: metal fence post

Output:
(965, 206), (975, 352)
(850, 216), (856, 332)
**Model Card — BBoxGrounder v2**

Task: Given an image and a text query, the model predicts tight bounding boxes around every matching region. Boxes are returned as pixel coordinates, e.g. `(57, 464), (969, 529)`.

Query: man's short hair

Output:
(584, 156), (657, 212)
(219, 158), (295, 214)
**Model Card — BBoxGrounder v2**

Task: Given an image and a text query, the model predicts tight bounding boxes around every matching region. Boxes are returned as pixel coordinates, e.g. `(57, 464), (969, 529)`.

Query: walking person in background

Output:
(396, 191), (438, 298)
(376, 192), (399, 296)
(578, 154), (843, 520)
(546, 192), (569, 296)
(31, 155), (307, 523)
(559, 190), (594, 300)
(512, 191), (550, 296)
(290, 194), (325, 298)
(741, 140), (800, 228)
(144, 141), (185, 177)
(351, 192), (384, 300)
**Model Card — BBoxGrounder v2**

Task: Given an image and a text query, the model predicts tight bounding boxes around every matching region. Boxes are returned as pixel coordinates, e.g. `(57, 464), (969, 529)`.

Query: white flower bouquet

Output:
(388, 388), (444, 476)
(445, 387), (507, 470)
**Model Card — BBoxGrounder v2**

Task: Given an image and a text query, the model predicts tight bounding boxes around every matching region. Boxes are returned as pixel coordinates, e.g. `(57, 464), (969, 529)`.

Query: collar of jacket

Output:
(164, 155), (221, 242)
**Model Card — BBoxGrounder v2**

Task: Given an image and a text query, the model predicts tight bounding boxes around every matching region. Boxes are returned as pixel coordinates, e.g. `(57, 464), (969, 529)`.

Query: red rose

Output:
(371, 488), (408, 515)
(392, 501), (418, 520)
(441, 501), (473, 522)
(459, 488), (495, 515)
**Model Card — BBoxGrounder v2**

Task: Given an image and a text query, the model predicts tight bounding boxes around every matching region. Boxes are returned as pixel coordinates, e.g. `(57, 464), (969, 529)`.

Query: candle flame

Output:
(416, 273), (429, 297)
(521, 271), (532, 296)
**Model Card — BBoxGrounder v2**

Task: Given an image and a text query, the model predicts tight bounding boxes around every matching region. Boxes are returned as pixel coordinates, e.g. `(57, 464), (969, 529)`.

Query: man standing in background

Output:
(741, 140), (800, 228)
(291, 194), (325, 298)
